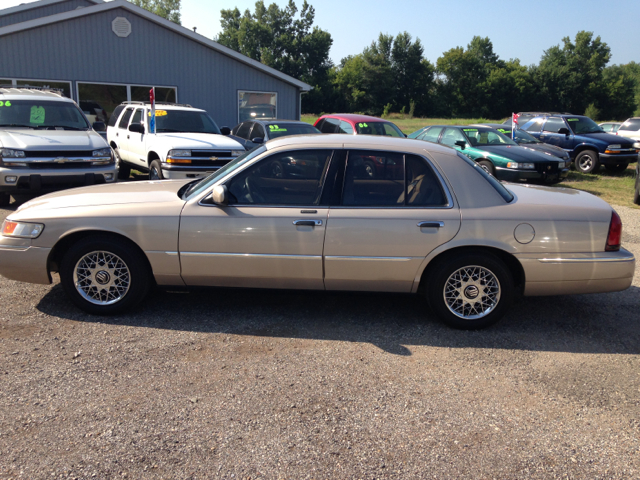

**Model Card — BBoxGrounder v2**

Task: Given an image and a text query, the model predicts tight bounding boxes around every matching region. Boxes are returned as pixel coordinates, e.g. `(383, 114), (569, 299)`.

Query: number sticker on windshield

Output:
(148, 110), (167, 117)
(567, 118), (579, 121)
(0, 101), (11, 107)
(358, 123), (368, 128)
(30, 105), (45, 124)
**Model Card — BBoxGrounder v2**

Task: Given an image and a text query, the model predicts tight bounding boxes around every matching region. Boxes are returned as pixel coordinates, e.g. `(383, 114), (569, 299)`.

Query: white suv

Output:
(0, 87), (116, 206)
(106, 102), (245, 180)
(617, 117), (640, 142)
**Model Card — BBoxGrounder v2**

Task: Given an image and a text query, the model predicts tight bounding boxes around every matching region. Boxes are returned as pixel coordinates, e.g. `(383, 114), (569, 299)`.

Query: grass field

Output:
(300, 114), (639, 208)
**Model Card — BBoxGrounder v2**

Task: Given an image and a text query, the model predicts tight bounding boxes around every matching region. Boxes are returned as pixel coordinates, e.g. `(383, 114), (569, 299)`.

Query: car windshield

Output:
(267, 123), (320, 139)
(153, 109), (221, 134)
(0, 99), (90, 130)
(462, 128), (517, 146)
(184, 145), (267, 200)
(513, 129), (540, 144)
(355, 121), (404, 137)
(565, 116), (603, 134)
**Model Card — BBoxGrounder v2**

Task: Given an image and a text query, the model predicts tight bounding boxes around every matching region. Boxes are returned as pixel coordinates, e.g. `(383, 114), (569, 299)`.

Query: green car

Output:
(408, 125), (570, 183)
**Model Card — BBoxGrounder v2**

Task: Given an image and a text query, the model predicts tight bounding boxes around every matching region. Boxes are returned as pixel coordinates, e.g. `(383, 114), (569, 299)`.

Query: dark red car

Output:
(313, 114), (405, 137)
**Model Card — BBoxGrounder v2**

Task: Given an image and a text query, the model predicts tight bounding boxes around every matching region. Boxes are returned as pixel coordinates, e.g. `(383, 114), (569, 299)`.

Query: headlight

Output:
(558, 162), (567, 168)
(92, 148), (111, 157)
(633, 142), (640, 149)
(231, 150), (244, 156)
(507, 162), (535, 169)
(0, 148), (26, 158)
(2, 220), (44, 238)
(168, 149), (191, 157)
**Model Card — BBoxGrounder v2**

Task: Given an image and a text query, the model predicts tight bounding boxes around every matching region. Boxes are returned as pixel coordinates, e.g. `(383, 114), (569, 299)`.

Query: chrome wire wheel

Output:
(73, 251), (131, 305)
(443, 265), (501, 320)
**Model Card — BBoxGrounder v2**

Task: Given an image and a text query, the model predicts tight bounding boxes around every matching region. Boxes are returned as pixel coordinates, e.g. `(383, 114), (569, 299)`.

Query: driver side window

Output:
(226, 149), (333, 205)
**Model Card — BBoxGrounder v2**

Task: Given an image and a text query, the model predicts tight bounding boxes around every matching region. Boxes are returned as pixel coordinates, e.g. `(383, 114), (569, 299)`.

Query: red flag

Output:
(513, 113), (519, 125)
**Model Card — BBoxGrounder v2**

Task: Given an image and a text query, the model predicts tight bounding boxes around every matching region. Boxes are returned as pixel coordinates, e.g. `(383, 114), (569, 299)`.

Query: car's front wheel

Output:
(0, 193), (10, 207)
(60, 235), (151, 314)
(575, 150), (600, 174)
(149, 160), (164, 180)
(427, 252), (514, 329)
(477, 160), (495, 176)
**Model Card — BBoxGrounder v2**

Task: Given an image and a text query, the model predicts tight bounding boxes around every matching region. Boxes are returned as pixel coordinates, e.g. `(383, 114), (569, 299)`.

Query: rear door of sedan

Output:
(323, 149), (461, 292)
(178, 148), (336, 289)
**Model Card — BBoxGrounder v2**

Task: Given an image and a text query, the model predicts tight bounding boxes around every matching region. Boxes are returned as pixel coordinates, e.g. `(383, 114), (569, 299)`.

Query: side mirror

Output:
(212, 185), (228, 205)
(220, 126), (231, 136)
(558, 127), (570, 135)
(93, 121), (106, 132)
(129, 123), (145, 134)
(455, 140), (467, 149)
(251, 137), (264, 144)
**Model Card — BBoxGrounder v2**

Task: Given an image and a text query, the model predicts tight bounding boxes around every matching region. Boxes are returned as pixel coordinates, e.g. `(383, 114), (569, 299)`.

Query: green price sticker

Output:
(463, 128), (477, 131)
(0, 101), (11, 107)
(567, 118), (578, 121)
(30, 105), (45, 124)
(358, 123), (368, 128)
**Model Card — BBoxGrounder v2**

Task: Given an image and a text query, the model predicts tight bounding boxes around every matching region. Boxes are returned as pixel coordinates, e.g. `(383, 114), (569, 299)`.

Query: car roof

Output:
(0, 87), (73, 102)
(264, 131), (455, 154)
(319, 113), (393, 123)
(256, 120), (313, 125)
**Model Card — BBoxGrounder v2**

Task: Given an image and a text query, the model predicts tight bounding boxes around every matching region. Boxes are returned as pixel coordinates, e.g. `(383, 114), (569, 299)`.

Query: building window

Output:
(77, 82), (127, 126)
(131, 85), (176, 103)
(239, 91), (276, 123)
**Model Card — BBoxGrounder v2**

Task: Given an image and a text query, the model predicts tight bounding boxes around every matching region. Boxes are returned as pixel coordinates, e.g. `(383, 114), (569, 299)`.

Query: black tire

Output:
(0, 193), (10, 207)
(477, 160), (495, 176)
(426, 252), (514, 329)
(149, 159), (164, 180)
(364, 161), (376, 178)
(604, 162), (629, 173)
(575, 150), (600, 174)
(114, 149), (130, 180)
(60, 235), (151, 315)
(634, 178), (640, 205)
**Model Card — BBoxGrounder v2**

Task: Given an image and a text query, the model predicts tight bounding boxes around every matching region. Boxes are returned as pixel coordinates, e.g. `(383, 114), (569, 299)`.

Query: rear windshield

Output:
(456, 152), (514, 203)
(355, 121), (404, 137)
(620, 118), (640, 132)
(0, 99), (90, 130)
(267, 123), (320, 139)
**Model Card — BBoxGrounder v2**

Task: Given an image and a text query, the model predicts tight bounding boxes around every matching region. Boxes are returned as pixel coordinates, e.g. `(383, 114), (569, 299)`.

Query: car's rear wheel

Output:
(149, 160), (164, 180)
(477, 160), (495, 176)
(0, 193), (10, 207)
(60, 235), (151, 315)
(114, 149), (131, 180)
(427, 252), (514, 329)
(575, 150), (600, 174)
(604, 162), (629, 173)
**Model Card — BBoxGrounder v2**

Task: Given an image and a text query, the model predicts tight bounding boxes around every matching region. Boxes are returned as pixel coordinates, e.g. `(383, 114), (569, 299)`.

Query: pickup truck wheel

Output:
(60, 235), (151, 315)
(0, 193), (10, 207)
(575, 150), (600, 174)
(604, 162), (629, 173)
(149, 160), (164, 180)
(117, 163), (131, 180)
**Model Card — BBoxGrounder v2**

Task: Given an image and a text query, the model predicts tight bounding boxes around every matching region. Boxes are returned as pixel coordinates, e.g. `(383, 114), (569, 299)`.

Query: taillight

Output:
(605, 210), (622, 251)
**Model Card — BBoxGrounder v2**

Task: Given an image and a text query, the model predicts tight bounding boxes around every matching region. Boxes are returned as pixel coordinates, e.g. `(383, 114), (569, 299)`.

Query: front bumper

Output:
(495, 166), (569, 183)
(517, 248), (635, 296)
(161, 163), (227, 180)
(598, 153), (638, 165)
(0, 165), (117, 193)
(0, 238), (52, 285)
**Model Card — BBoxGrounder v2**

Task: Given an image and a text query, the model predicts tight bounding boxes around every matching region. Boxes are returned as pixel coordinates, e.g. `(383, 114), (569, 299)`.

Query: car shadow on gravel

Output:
(36, 283), (640, 356)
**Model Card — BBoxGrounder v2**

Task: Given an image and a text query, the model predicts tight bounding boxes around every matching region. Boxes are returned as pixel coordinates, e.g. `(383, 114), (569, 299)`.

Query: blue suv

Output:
(517, 114), (639, 173)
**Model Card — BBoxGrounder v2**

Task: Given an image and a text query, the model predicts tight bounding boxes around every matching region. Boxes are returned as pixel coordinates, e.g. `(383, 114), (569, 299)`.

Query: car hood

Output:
(519, 142), (568, 158)
(506, 183), (613, 222)
(0, 129), (108, 150)
(13, 180), (188, 217)
(153, 132), (244, 150)
(475, 145), (553, 162)
(578, 132), (634, 145)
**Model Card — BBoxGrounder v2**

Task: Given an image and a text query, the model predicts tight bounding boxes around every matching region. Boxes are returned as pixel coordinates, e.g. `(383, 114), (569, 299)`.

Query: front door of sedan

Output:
(178, 149), (335, 289)
(323, 150), (461, 292)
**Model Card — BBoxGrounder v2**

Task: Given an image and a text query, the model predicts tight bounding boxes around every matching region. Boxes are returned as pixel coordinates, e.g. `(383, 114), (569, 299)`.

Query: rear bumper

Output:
(517, 248), (635, 296)
(495, 166), (569, 183)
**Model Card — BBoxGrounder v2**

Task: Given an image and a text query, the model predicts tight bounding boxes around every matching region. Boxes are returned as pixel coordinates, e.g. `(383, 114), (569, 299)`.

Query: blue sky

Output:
(4, 0), (640, 67)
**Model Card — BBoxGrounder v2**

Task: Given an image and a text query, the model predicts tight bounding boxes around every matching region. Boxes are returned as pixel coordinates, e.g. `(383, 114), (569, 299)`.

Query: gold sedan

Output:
(0, 135), (635, 329)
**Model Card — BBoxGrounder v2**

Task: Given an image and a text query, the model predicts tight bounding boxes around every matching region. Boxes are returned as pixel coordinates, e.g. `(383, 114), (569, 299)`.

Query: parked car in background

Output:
(502, 112), (571, 128)
(314, 114), (405, 137)
(599, 122), (622, 134)
(408, 125), (569, 183)
(230, 119), (320, 150)
(472, 123), (571, 162)
(0, 135), (634, 330)
(616, 117), (640, 142)
(80, 101), (107, 124)
(107, 102), (244, 180)
(239, 104), (276, 123)
(0, 87), (116, 206)
(517, 114), (639, 173)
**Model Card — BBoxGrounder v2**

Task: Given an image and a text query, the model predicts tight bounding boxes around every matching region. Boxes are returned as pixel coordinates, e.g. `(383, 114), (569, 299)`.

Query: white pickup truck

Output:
(106, 102), (245, 180)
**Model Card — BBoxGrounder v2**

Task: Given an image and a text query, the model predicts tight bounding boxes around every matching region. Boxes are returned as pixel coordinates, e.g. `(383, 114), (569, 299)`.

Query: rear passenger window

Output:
(320, 118), (339, 133)
(404, 155), (447, 206)
(108, 105), (125, 127)
(523, 118), (544, 133)
(236, 122), (253, 139)
(418, 127), (443, 142)
(251, 123), (266, 140)
(118, 108), (133, 129)
(343, 150), (404, 206)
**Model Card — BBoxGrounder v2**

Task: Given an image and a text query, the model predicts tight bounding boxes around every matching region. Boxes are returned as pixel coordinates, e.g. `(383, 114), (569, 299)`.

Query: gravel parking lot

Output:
(0, 201), (638, 479)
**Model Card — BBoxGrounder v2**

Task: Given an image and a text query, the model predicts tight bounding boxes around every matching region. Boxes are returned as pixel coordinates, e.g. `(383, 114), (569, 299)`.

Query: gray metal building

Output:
(0, 0), (311, 128)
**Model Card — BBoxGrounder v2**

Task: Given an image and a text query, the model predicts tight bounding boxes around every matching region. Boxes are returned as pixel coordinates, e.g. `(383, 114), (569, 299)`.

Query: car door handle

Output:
(417, 221), (445, 228)
(293, 220), (322, 226)
(127, 135), (130, 139)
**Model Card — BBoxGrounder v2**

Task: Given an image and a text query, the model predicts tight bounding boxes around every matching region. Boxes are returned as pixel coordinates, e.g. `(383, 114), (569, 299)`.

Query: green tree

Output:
(217, 1), (333, 113)
(129, 0), (181, 24)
